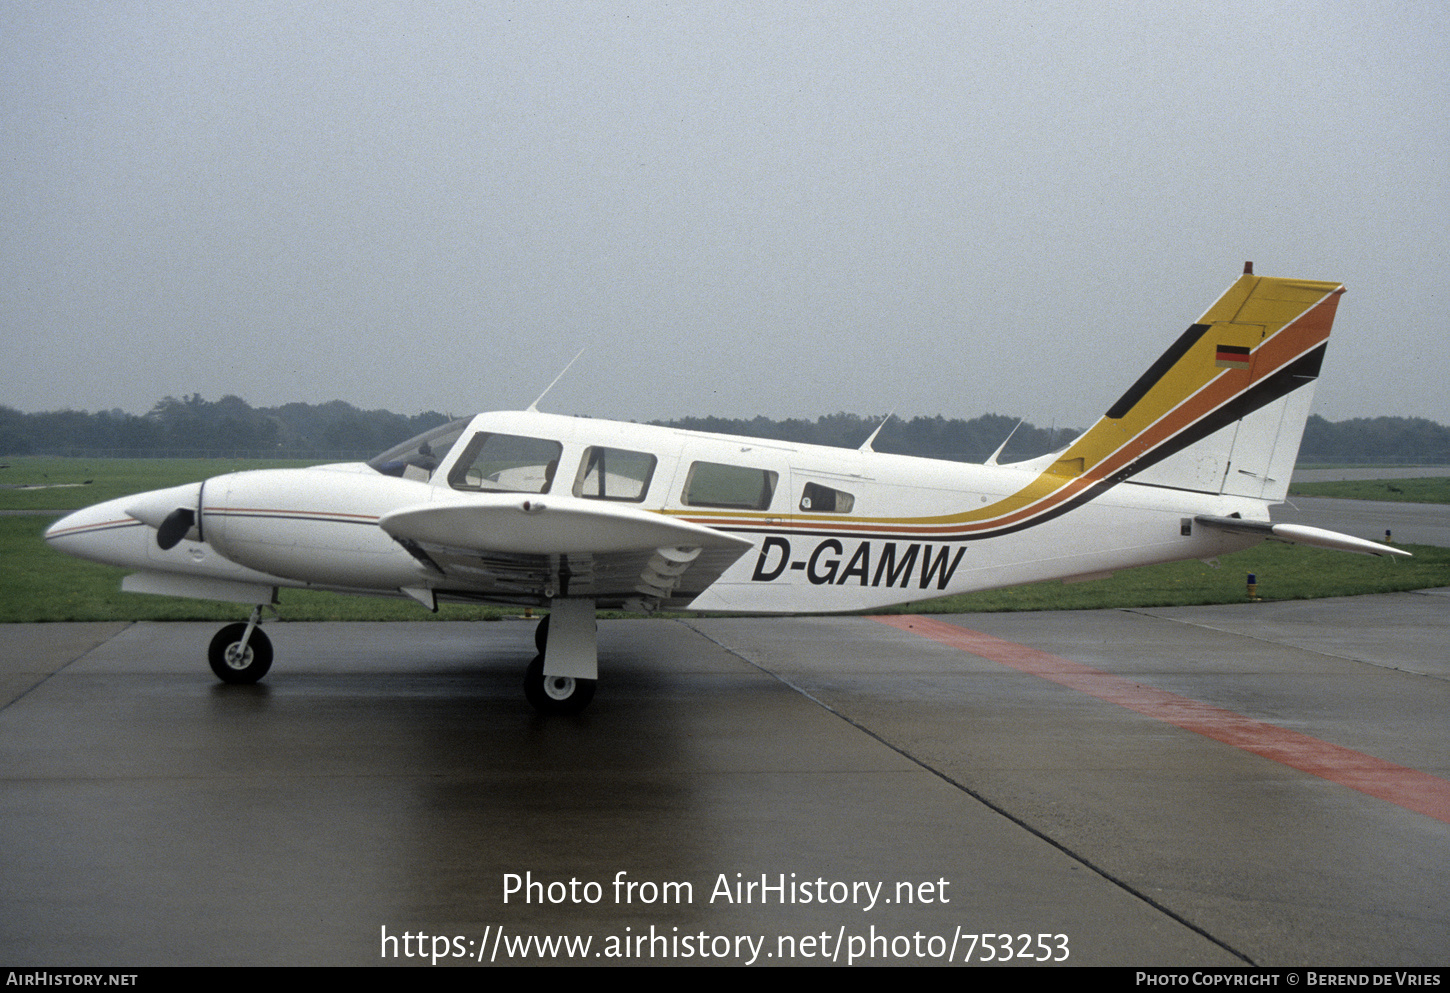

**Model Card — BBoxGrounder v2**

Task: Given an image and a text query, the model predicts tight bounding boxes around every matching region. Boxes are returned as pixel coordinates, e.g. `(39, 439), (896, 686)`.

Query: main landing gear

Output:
(523, 600), (598, 716)
(208, 606), (272, 684)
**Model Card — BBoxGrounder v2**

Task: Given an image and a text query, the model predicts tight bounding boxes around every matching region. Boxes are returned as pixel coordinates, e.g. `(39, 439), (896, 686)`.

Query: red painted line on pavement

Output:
(875, 614), (1450, 824)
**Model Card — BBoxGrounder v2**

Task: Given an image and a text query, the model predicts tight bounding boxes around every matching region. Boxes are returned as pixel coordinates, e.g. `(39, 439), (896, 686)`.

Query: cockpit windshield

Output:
(367, 419), (471, 481)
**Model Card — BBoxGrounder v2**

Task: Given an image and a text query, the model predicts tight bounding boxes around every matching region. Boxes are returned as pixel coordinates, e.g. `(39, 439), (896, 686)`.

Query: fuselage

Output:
(45, 408), (1266, 614)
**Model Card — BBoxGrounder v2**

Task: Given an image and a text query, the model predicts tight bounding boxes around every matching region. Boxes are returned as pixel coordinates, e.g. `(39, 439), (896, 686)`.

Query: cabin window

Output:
(573, 446), (656, 502)
(367, 419), (471, 482)
(447, 433), (563, 494)
(799, 481), (855, 513)
(681, 461), (778, 510)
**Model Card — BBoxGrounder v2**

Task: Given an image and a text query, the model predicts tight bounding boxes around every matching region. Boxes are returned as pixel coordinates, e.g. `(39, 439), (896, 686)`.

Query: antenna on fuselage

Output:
(984, 419), (1024, 466)
(859, 412), (893, 453)
(527, 348), (585, 412)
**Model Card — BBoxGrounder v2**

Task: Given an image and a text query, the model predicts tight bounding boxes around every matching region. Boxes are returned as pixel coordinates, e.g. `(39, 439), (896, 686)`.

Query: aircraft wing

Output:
(378, 495), (755, 609)
(1195, 515), (1411, 558)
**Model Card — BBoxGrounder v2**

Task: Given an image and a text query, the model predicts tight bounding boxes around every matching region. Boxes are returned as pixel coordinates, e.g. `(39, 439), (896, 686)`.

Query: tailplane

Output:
(1049, 265), (1343, 502)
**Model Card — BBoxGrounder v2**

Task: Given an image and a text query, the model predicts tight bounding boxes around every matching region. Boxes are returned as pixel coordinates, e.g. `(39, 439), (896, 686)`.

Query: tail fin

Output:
(1050, 268), (1343, 502)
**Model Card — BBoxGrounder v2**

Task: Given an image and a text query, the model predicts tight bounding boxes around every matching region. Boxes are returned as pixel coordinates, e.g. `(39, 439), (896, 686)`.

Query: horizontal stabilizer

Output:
(1194, 515), (1412, 558)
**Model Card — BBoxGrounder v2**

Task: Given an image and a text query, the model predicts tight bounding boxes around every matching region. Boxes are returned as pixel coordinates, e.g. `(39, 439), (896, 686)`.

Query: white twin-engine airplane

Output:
(46, 266), (1407, 714)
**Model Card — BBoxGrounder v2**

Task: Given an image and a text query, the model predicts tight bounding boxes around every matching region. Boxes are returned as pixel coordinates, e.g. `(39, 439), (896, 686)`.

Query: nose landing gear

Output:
(207, 605), (273, 684)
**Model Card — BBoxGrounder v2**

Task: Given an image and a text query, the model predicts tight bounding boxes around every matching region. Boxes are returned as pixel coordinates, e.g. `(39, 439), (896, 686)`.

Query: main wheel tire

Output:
(208, 623), (273, 684)
(523, 653), (595, 715)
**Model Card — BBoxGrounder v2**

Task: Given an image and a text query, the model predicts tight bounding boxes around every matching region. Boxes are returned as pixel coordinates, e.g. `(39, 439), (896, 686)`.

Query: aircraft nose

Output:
(43, 499), (151, 568)
(42, 509), (80, 544)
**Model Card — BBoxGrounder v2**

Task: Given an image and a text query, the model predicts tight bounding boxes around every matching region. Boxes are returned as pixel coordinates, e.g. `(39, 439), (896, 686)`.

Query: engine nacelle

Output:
(201, 466), (435, 590)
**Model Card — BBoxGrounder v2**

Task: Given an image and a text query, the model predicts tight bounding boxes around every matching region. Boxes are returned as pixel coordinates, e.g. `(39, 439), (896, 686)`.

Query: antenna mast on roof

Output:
(527, 348), (586, 412)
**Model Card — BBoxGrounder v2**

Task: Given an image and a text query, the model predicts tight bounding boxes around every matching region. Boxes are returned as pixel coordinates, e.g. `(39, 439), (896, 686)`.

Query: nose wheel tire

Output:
(208, 623), (274, 684)
(524, 654), (595, 715)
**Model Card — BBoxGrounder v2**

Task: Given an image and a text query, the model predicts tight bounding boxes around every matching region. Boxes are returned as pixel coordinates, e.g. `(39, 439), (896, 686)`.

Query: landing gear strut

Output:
(208, 606), (273, 684)
(524, 599), (598, 715)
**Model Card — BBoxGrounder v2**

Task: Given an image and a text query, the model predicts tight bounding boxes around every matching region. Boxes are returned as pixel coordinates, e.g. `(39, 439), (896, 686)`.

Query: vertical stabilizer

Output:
(1062, 272), (1342, 502)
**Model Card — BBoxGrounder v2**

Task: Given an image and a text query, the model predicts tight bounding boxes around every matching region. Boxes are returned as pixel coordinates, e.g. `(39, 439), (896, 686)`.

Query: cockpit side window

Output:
(573, 446), (657, 502)
(681, 461), (778, 510)
(447, 433), (563, 494)
(367, 419), (470, 482)
(799, 481), (855, 513)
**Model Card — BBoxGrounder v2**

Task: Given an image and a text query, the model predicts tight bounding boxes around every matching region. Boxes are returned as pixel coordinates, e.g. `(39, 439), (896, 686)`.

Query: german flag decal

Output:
(1215, 344), (1252, 369)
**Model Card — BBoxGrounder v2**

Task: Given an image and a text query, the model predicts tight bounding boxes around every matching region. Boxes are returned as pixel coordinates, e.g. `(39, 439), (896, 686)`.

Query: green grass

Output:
(1287, 477), (1450, 504)
(0, 456), (335, 512)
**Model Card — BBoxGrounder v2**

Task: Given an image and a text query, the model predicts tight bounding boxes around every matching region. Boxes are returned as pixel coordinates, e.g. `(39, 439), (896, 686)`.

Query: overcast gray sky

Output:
(3, 1), (1447, 430)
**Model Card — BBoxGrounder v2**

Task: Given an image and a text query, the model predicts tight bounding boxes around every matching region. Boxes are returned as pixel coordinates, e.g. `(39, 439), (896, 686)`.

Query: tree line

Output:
(2, 395), (1447, 465)
(0, 395), (451, 459)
